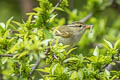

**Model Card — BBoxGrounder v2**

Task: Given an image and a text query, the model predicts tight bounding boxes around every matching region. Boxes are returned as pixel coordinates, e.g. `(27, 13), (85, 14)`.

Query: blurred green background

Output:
(0, 0), (88, 21)
(0, 0), (36, 22)
(0, 0), (22, 22)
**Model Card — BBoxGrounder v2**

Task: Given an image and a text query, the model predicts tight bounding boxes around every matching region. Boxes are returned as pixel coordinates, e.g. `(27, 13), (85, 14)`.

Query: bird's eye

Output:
(79, 25), (82, 27)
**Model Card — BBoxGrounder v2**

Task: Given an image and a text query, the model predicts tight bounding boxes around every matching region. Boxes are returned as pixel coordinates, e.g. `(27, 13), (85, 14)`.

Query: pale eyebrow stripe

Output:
(67, 24), (75, 27)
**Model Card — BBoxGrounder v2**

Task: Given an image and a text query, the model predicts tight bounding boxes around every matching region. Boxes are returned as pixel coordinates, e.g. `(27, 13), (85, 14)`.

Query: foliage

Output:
(0, 0), (120, 80)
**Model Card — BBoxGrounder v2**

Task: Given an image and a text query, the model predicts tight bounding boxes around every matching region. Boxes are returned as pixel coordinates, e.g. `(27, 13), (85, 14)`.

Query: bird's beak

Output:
(85, 25), (93, 29)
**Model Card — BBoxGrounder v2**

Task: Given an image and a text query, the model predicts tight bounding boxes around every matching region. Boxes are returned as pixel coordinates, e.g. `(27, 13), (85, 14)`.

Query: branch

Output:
(50, 0), (62, 14)
(0, 54), (29, 57)
(29, 47), (51, 76)
(0, 54), (14, 57)
(79, 12), (93, 23)
(53, 54), (58, 60)
(105, 61), (120, 71)
(105, 53), (120, 71)
(79, 1), (120, 23)
(29, 56), (41, 76)
(101, 55), (115, 70)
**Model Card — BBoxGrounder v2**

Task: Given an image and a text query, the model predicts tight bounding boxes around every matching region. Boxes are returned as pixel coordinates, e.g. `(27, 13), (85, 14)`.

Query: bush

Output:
(0, 0), (120, 80)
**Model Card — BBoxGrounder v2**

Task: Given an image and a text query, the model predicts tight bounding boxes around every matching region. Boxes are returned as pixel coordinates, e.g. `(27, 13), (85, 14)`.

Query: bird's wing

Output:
(55, 26), (73, 38)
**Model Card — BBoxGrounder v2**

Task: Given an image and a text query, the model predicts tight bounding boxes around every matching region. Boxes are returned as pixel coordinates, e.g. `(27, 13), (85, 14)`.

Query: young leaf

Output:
(18, 51), (28, 59)
(0, 23), (5, 29)
(93, 46), (99, 57)
(104, 39), (113, 49)
(36, 67), (50, 73)
(114, 39), (120, 49)
(70, 71), (78, 80)
(3, 30), (10, 39)
(26, 14), (33, 25)
(12, 21), (23, 28)
(51, 63), (58, 75)
(55, 7), (64, 11)
(65, 47), (77, 56)
(2, 58), (8, 64)
(105, 69), (110, 76)
(9, 24), (17, 30)
(63, 57), (79, 63)
(49, 14), (58, 23)
(6, 17), (14, 30)
(78, 70), (83, 80)
(51, 63), (64, 75)
(7, 43), (19, 53)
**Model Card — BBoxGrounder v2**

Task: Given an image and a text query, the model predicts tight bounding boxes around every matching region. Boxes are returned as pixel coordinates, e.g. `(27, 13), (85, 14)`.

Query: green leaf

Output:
(49, 14), (58, 23)
(26, 14), (33, 25)
(36, 67), (50, 73)
(26, 12), (36, 16)
(70, 71), (78, 80)
(78, 70), (83, 80)
(54, 7), (64, 11)
(60, 0), (69, 8)
(87, 56), (98, 63)
(105, 71), (110, 79)
(51, 63), (64, 75)
(114, 39), (120, 49)
(24, 33), (28, 41)
(12, 21), (23, 28)
(3, 30), (10, 39)
(18, 51), (28, 59)
(104, 39), (113, 49)
(64, 57), (79, 63)
(65, 47), (77, 56)
(6, 17), (14, 30)
(9, 37), (15, 43)
(102, 43), (110, 50)
(42, 29), (52, 39)
(93, 46), (99, 57)
(7, 43), (19, 53)
(61, 45), (69, 49)
(9, 24), (17, 30)
(51, 63), (57, 75)
(2, 58), (8, 64)
(33, 7), (41, 12)
(0, 23), (5, 29)
(105, 69), (110, 76)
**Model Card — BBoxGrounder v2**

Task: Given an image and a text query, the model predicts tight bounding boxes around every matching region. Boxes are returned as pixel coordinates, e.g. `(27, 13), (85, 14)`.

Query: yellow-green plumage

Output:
(55, 26), (73, 38)
(53, 22), (90, 50)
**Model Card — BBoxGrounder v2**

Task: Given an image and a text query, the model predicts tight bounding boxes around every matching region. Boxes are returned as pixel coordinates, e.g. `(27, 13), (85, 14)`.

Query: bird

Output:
(53, 21), (93, 50)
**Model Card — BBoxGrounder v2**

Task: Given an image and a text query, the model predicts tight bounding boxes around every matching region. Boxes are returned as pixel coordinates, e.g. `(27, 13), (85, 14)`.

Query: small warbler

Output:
(54, 21), (93, 50)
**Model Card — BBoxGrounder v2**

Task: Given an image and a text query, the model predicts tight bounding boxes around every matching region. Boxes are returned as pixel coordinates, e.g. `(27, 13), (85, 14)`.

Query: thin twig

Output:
(29, 56), (41, 76)
(102, 55), (114, 70)
(53, 54), (58, 60)
(0, 54), (29, 57)
(105, 53), (120, 71)
(79, 12), (93, 23)
(50, 0), (62, 14)
(29, 43), (51, 76)
(0, 54), (14, 57)
(45, 48), (50, 56)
